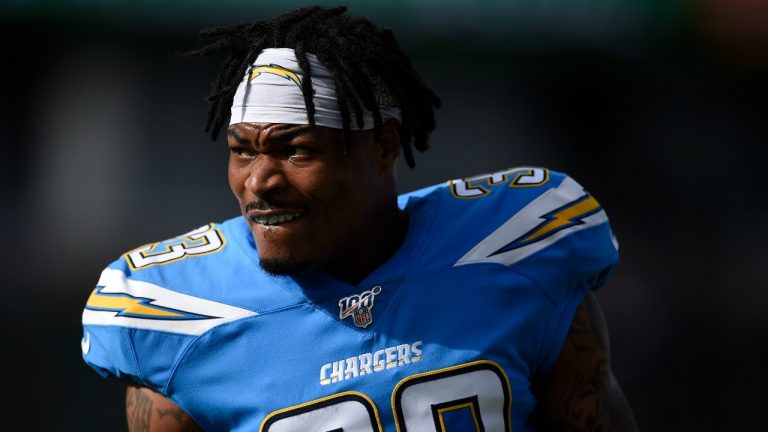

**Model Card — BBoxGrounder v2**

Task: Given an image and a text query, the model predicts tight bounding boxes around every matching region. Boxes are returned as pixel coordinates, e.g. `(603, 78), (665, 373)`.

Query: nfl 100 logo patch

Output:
(338, 286), (382, 328)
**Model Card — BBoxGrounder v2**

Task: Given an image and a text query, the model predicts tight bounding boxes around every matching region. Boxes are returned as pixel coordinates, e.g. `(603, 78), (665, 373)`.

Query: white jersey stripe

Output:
(82, 268), (258, 336)
(454, 176), (609, 268)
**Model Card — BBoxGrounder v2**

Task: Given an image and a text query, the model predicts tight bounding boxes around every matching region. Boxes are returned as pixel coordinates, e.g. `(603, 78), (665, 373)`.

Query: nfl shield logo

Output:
(339, 286), (382, 328)
(353, 306), (373, 328)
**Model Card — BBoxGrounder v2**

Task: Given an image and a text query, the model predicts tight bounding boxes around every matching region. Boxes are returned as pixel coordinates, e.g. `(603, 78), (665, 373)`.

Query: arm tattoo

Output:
(157, 407), (185, 423)
(535, 293), (638, 431)
(126, 386), (154, 432)
(555, 296), (611, 429)
(569, 294), (609, 354)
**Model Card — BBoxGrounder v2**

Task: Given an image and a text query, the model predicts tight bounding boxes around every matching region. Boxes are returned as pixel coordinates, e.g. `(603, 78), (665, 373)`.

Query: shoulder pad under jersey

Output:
(80, 220), (258, 390)
(400, 167), (619, 302)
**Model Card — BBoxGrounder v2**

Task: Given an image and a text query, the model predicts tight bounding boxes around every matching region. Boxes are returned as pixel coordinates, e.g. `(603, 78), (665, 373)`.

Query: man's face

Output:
(227, 122), (384, 276)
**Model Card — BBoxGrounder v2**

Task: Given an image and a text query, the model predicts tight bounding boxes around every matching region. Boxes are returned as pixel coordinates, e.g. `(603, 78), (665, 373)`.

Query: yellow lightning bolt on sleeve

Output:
(522, 196), (601, 243)
(86, 289), (184, 318)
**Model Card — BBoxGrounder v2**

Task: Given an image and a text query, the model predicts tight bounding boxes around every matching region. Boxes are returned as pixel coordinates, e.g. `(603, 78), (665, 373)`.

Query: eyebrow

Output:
(227, 129), (250, 146)
(269, 125), (313, 141)
(226, 125), (313, 145)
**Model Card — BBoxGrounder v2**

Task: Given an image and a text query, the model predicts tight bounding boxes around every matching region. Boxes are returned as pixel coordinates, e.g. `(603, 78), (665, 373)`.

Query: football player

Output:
(82, 6), (638, 431)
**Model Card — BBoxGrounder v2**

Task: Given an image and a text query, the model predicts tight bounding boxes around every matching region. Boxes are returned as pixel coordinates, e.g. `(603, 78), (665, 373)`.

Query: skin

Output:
(532, 291), (639, 431)
(226, 120), (406, 283)
(125, 121), (637, 431)
(125, 385), (202, 432)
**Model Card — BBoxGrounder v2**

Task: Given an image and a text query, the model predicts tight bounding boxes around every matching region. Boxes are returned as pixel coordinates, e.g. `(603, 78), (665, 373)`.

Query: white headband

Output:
(229, 48), (400, 129)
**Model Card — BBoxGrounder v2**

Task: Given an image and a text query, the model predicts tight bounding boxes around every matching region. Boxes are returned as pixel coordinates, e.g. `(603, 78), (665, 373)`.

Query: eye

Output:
(229, 146), (255, 160)
(286, 146), (314, 161)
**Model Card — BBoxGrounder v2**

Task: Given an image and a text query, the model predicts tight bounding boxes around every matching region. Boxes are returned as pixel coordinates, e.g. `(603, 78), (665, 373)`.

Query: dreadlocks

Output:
(187, 5), (441, 168)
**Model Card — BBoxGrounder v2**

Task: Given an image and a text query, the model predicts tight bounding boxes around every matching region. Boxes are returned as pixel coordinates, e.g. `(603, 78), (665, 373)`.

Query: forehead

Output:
(227, 122), (374, 149)
(227, 123), (333, 149)
(228, 122), (314, 138)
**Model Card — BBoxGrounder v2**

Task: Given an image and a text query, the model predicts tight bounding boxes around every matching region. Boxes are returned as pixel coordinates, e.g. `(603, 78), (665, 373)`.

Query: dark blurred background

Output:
(2, 0), (767, 430)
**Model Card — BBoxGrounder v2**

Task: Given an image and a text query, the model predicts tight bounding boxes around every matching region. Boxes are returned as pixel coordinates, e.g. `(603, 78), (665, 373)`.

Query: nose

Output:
(244, 156), (288, 197)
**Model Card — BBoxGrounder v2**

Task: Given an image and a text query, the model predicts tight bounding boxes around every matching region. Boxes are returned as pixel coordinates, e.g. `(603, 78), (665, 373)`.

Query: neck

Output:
(325, 205), (409, 285)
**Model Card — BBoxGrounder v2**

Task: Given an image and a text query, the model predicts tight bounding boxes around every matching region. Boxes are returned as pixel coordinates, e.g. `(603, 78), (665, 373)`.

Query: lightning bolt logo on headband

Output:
(249, 64), (302, 88)
(230, 48), (400, 128)
(490, 194), (602, 256)
(85, 286), (216, 320)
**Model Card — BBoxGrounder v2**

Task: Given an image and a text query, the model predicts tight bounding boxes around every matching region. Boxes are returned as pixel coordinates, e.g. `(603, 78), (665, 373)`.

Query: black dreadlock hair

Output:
(186, 5), (441, 168)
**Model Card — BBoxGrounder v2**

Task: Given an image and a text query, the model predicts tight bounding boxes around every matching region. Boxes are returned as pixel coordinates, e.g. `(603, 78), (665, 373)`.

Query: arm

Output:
(532, 291), (638, 431)
(126, 384), (203, 432)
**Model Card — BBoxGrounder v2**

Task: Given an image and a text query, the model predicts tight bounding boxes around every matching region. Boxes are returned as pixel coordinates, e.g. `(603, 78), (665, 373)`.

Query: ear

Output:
(376, 118), (401, 173)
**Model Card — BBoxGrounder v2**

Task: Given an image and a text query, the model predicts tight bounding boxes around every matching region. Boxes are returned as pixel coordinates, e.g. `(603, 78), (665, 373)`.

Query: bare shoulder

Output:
(126, 384), (203, 432)
(532, 291), (639, 431)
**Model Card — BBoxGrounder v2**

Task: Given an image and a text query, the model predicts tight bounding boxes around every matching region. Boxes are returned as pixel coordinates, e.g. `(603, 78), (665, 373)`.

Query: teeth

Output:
(254, 213), (302, 226)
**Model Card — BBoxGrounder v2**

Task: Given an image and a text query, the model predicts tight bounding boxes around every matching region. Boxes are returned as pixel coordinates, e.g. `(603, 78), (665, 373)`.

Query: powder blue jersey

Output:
(81, 167), (618, 432)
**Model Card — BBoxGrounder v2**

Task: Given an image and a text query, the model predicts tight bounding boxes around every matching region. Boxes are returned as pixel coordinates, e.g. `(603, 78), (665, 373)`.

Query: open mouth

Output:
(249, 212), (304, 226)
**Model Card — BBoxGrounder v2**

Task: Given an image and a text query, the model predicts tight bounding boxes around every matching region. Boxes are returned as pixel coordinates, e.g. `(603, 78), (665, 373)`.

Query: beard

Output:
(259, 257), (315, 276)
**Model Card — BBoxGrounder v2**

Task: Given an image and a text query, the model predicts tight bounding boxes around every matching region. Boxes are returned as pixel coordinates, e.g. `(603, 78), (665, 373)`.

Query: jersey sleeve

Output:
(443, 169), (619, 374)
(504, 173), (619, 298)
(81, 262), (203, 391)
(81, 223), (258, 392)
(508, 173), (619, 374)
